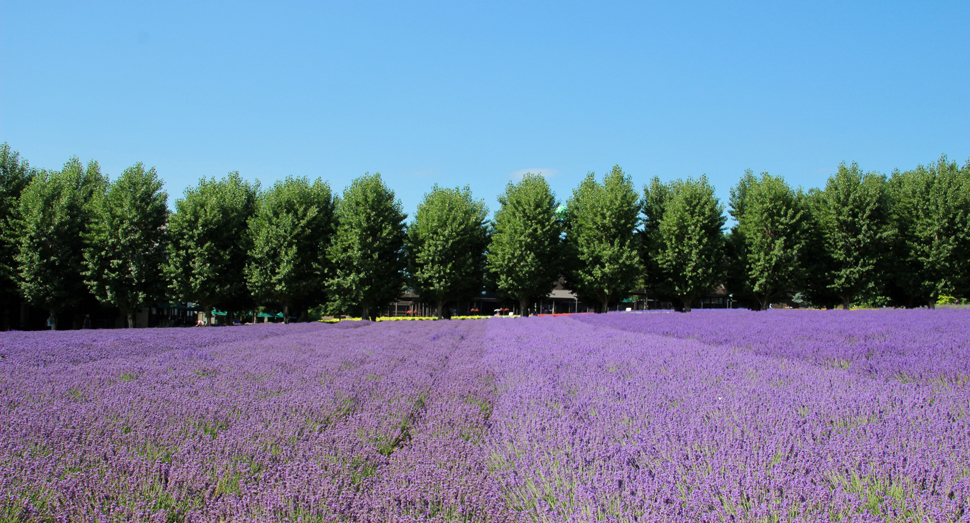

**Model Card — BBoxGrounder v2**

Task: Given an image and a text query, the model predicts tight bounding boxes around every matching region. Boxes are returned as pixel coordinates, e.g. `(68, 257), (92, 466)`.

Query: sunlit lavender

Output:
(1, 311), (968, 522)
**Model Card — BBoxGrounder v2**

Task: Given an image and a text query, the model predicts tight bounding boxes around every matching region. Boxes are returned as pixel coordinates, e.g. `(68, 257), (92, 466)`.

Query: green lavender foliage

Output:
(487, 174), (562, 316)
(727, 170), (806, 310)
(17, 157), (106, 328)
(165, 172), (258, 318)
(564, 165), (641, 313)
(407, 185), (488, 319)
(246, 176), (335, 323)
(84, 163), (169, 327)
(326, 173), (407, 321)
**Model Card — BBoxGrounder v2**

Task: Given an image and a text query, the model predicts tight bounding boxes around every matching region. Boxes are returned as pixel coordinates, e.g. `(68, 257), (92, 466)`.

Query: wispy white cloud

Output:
(508, 168), (557, 181)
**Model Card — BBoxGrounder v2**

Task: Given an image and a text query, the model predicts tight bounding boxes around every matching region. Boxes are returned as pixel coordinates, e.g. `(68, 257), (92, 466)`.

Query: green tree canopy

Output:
(17, 157), (106, 329)
(564, 165), (641, 312)
(246, 176), (335, 323)
(487, 173), (562, 316)
(84, 163), (169, 327)
(166, 172), (258, 322)
(0, 143), (36, 327)
(811, 162), (893, 309)
(407, 185), (488, 319)
(640, 176), (673, 304)
(727, 170), (806, 310)
(889, 155), (970, 307)
(326, 173), (407, 321)
(648, 175), (725, 312)
(798, 189), (841, 308)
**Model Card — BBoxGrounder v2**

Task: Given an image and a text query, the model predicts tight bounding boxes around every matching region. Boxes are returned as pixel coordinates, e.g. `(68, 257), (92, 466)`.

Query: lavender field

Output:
(1, 311), (968, 522)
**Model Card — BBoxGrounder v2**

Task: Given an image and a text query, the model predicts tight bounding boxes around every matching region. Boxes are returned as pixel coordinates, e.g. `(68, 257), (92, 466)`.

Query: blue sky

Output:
(2, 1), (968, 219)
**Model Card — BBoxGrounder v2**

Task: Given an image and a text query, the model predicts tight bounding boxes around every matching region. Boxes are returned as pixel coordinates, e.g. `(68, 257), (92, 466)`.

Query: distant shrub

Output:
(937, 294), (957, 305)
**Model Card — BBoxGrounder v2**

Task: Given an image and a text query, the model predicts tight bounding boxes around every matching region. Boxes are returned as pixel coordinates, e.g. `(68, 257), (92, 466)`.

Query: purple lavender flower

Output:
(1, 311), (967, 521)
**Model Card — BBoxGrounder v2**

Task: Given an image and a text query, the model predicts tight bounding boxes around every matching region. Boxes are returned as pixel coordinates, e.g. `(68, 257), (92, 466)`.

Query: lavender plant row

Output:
(1, 321), (512, 522)
(485, 315), (969, 522)
(575, 309), (970, 384)
(1, 311), (968, 522)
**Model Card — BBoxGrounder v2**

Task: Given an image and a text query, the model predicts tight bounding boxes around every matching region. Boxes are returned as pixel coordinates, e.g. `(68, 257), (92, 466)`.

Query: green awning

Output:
(256, 312), (276, 318)
(212, 309), (228, 316)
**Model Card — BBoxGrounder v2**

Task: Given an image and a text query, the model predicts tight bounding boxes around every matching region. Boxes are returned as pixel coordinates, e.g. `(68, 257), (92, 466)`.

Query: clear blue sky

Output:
(2, 1), (968, 219)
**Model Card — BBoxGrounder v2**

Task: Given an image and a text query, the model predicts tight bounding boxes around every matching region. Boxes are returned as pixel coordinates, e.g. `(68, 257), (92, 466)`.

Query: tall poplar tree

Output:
(326, 173), (407, 321)
(812, 162), (893, 309)
(564, 165), (641, 312)
(799, 189), (840, 308)
(0, 143), (35, 329)
(166, 172), (258, 324)
(641, 177), (674, 305)
(487, 173), (562, 316)
(246, 176), (335, 323)
(889, 155), (970, 307)
(727, 170), (806, 310)
(651, 176), (725, 312)
(407, 185), (488, 319)
(17, 157), (106, 329)
(84, 163), (169, 328)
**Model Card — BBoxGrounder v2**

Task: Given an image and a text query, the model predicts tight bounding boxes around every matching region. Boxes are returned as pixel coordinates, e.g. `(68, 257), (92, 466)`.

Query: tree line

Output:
(2, 142), (969, 329)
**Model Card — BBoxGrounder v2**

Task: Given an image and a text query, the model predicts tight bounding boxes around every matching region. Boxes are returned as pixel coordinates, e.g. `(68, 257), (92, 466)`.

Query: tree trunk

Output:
(759, 296), (770, 311)
(842, 296), (851, 310)
(927, 297), (936, 309)
(600, 299), (609, 314)
(283, 305), (290, 324)
(127, 312), (135, 328)
(20, 302), (28, 330)
(49, 308), (56, 330)
(437, 298), (445, 319)
(519, 297), (528, 317)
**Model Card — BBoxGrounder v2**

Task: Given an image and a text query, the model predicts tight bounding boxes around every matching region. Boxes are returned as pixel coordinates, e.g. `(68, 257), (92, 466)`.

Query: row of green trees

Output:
(727, 158), (970, 311)
(2, 142), (969, 328)
(498, 156), (970, 313)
